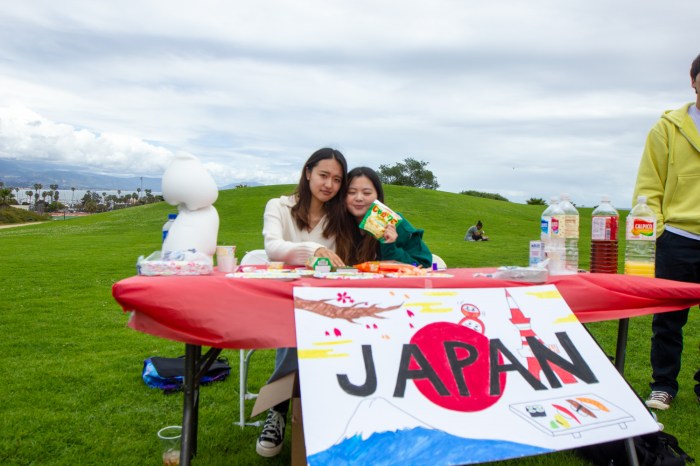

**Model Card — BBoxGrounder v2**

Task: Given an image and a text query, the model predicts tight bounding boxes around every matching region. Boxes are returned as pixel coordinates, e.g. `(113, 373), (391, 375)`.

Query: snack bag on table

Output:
(354, 261), (423, 275)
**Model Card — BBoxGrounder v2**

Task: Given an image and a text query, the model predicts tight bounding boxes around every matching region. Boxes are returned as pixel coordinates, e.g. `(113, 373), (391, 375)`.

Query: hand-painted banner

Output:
(293, 285), (658, 465)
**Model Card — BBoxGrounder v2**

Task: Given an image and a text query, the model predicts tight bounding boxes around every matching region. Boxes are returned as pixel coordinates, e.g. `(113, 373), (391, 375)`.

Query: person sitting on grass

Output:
(465, 220), (489, 241)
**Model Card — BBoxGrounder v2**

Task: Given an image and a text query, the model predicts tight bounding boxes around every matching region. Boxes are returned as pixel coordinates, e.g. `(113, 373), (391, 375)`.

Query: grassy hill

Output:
(1, 185), (697, 465)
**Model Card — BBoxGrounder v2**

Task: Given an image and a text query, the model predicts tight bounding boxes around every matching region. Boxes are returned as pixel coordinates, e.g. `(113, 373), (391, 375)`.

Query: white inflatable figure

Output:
(161, 152), (219, 257)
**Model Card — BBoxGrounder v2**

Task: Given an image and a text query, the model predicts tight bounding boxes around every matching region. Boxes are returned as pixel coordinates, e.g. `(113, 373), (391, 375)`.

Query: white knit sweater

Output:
(262, 195), (336, 265)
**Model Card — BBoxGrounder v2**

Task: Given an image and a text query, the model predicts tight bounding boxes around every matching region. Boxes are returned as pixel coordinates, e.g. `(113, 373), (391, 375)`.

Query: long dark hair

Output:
(290, 148), (348, 241)
(340, 167), (385, 265)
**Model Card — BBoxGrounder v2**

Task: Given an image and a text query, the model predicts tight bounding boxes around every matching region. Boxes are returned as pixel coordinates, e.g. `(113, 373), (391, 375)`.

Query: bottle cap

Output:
(600, 194), (611, 203)
(168, 213), (177, 220)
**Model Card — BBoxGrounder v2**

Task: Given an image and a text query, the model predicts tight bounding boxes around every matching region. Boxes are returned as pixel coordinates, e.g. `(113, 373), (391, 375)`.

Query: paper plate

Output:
(385, 272), (454, 278)
(226, 272), (300, 281)
(313, 272), (384, 280)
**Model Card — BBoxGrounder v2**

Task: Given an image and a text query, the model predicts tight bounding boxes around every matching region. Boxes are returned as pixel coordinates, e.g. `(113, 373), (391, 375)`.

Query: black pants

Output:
(650, 230), (700, 397)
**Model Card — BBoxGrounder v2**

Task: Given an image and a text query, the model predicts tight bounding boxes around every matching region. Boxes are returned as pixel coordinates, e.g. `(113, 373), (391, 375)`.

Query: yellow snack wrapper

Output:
(358, 200), (403, 242)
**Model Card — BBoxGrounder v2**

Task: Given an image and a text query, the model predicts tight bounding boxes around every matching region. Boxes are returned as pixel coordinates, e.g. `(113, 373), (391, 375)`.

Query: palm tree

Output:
(26, 190), (33, 204)
(70, 187), (76, 208)
(33, 183), (42, 206)
(49, 184), (59, 205)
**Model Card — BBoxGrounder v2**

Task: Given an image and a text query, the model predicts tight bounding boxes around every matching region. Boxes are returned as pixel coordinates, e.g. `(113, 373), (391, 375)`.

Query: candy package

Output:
(358, 200), (402, 242)
(137, 249), (213, 276)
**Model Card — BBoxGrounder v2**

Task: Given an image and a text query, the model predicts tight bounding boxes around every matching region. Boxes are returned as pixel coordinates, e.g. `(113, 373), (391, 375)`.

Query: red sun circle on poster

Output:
(409, 321), (505, 412)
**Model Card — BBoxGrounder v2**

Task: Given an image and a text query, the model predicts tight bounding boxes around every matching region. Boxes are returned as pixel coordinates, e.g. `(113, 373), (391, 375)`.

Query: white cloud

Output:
(0, 0), (697, 205)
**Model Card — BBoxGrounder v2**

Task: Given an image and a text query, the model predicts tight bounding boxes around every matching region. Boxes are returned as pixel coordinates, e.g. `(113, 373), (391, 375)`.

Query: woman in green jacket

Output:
(344, 166), (433, 267)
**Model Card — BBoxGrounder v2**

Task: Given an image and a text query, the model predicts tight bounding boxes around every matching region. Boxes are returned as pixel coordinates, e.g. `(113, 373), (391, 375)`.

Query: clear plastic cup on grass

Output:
(157, 426), (182, 466)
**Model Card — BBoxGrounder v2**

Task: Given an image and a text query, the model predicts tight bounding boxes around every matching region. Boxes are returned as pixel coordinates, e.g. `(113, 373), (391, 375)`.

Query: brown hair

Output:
(338, 167), (385, 265)
(691, 53), (700, 81)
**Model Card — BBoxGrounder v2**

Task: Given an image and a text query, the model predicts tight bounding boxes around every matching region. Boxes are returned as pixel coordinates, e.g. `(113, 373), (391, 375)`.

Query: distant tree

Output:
(79, 190), (102, 213)
(526, 197), (547, 205)
(0, 187), (15, 206)
(236, 184), (248, 189)
(460, 190), (509, 202)
(33, 183), (42, 205)
(49, 184), (59, 204)
(377, 158), (439, 190)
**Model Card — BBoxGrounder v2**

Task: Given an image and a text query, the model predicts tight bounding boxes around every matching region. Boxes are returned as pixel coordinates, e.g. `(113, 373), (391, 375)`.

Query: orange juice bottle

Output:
(624, 195), (656, 278)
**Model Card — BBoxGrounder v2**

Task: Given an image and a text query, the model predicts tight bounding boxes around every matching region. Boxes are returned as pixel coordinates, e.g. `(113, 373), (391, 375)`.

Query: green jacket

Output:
(378, 217), (433, 268)
(633, 103), (700, 235)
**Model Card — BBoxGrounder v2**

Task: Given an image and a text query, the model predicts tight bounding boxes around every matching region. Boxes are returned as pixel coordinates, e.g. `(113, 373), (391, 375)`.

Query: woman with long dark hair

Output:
(257, 147), (351, 457)
(344, 166), (432, 267)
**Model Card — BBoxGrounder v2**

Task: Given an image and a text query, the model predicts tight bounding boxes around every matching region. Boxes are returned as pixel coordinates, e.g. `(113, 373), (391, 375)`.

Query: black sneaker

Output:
(256, 409), (286, 457)
(645, 391), (673, 410)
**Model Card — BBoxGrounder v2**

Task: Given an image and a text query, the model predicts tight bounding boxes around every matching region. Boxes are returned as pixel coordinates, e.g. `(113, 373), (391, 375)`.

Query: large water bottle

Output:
(624, 195), (656, 277)
(162, 213), (177, 242)
(541, 197), (566, 274)
(590, 195), (619, 274)
(558, 193), (579, 274)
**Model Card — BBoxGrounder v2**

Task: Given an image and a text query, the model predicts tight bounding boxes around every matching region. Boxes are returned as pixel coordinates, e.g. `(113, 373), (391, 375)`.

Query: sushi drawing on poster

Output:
(293, 285), (658, 465)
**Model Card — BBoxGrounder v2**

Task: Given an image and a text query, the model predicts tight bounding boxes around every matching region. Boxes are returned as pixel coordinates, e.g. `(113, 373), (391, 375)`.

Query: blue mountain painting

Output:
(307, 426), (551, 466)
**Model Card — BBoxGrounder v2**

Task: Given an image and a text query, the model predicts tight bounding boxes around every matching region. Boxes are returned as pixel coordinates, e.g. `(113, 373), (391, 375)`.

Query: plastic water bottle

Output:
(559, 193), (579, 274)
(624, 195), (656, 278)
(590, 195), (619, 274)
(540, 197), (566, 274)
(162, 213), (177, 242)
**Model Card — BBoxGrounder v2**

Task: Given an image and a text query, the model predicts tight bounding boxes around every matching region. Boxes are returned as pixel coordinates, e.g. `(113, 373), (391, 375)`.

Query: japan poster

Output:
(293, 285), (658, 465)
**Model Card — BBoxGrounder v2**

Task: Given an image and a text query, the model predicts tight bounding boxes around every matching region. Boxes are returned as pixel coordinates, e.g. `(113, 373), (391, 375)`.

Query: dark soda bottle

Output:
(590, 195), (619, 273)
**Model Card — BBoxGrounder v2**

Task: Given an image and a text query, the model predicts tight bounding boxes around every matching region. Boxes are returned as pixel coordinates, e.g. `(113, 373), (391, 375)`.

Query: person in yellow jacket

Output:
(632, 52), (700, 410)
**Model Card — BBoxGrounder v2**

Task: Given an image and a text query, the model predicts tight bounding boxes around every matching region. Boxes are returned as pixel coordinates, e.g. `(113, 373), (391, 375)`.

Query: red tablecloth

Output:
(112, 268), (700, 349)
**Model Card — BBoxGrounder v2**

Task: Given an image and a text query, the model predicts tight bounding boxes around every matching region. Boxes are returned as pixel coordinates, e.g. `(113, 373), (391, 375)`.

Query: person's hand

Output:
(383, 224), (398, 244)
(314, 247), (346, 268)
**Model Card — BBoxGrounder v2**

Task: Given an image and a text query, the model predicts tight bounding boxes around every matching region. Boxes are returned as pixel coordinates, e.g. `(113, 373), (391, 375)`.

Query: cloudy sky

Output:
(0, 0), (697, 206)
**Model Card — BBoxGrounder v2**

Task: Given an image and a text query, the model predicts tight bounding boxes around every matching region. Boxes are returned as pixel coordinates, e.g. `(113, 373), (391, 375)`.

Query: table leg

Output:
(180, 345), (224, 466)
(615, 318), (640, 466)
(181, 344), (200, 466)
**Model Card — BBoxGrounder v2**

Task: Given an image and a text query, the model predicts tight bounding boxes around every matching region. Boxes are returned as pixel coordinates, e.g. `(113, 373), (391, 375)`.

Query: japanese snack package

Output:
(358, 200), (403, 242)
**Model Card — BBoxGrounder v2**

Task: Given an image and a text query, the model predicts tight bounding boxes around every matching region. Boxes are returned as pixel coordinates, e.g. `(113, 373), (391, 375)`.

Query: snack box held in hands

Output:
(306, 256), (332, 273)
(359, 200), (402, 242)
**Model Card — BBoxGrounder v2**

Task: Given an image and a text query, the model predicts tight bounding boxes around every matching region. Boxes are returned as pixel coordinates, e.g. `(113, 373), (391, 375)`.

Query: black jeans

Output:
(651, 230), (700, 397)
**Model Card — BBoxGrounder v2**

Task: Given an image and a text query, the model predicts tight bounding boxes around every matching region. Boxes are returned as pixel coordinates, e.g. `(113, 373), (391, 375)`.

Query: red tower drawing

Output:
(506, 290), (577, 385)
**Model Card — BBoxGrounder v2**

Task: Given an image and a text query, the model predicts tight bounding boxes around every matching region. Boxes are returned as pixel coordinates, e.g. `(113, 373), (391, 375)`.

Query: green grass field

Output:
(1, 185), (698, 465)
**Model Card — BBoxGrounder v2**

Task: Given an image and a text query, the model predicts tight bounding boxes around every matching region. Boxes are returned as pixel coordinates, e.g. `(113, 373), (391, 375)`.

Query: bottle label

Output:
(592, 216), (618, 241)
(562, 215), (579, 239)
(626, 216), (656, 241)
(540, 216), (550, 236)
(550, 217), (562, 238)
